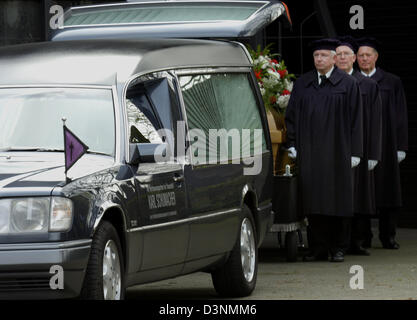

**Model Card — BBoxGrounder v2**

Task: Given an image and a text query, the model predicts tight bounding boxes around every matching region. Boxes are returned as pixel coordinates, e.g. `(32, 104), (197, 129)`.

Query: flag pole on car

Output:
(62, 117), (89, 183)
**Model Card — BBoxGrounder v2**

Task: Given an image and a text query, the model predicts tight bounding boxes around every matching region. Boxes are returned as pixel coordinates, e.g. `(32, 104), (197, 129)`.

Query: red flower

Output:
(269, 96), (277, 104)
(277, 69), (287, 78)
(271, 59), (279, 64)
(255, 70), (262, 80)
(281, 89), (291, 95)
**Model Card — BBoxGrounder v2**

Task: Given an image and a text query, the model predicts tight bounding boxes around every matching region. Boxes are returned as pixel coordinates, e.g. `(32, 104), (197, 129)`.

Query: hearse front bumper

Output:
(0, 239), (91, 299)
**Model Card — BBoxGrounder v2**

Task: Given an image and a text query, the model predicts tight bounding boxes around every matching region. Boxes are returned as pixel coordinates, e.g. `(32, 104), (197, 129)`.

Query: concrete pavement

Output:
(126, 228), (417, 300)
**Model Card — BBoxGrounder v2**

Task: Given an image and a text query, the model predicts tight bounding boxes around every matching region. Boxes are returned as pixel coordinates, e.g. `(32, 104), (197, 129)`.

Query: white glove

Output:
(368, 160), (378, 171)
(398, 151), (406, 163)
(288, 147), (297, 159)
(351, 156), (360, 168)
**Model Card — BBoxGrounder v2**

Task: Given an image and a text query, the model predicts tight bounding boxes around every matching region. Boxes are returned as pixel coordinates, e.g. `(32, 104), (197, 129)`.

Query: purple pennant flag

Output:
(63, 126), (89, 173)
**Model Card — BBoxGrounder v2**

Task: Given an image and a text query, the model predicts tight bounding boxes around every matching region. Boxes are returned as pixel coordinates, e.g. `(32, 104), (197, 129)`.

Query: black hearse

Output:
(0, 0), (289, 299)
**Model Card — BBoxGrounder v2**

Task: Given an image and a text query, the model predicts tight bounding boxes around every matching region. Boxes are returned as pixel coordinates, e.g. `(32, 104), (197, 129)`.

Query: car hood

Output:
(0, 152), (115, 197)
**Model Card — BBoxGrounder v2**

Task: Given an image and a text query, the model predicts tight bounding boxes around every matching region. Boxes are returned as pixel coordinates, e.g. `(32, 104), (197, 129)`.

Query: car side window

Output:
(126, 75), (183, 154)
(179, 72), (267, 165)
(126, 89), (163, 144)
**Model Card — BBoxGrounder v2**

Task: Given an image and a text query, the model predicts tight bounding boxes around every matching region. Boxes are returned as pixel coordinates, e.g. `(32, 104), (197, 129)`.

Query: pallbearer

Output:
(357, 37), (408, 249)
(335, 36), (382, 256)
(285, 39), (363, 262)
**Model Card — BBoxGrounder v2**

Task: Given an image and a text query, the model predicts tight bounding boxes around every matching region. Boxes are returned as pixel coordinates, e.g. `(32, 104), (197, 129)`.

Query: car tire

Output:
(285, 231), (298, 262)
(80, 220), (125, 300)
(211, 204), (258, 297)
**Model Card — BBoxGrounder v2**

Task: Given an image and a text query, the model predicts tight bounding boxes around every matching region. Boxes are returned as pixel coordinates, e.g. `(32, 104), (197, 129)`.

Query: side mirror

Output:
(129, 143), (167, 165)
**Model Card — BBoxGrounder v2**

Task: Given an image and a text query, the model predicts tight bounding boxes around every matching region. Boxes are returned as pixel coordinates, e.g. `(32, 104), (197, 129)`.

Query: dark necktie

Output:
(319, 75), (327, 87)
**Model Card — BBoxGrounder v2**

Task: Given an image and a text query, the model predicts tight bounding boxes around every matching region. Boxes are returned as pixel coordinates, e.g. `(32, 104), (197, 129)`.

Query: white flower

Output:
(260, 87), (265, 95)
(267, 69), (281, 80)
(263, 55), (271, 62)
(284, 79), (293, 92)
(257, 56), (270, 69)
(263, 77), (278, 88)
(277, 94), (290, 109)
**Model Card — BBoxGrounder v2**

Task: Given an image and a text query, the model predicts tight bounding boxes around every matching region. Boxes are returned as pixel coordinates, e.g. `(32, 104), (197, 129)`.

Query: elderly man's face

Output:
(335, 45), (356, 73)
(357, 46), (378, 73)
(313, 49), (336, 74)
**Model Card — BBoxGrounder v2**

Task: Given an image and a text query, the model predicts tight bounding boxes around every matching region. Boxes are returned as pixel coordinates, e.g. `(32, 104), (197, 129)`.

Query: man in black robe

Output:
(285, 39), (363, 262)
(335, 36), (382, 256)
(357, 37), (408, 249)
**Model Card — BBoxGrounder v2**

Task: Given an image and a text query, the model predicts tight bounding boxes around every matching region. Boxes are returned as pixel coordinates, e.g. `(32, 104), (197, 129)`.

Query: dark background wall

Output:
(0, 0), (44, 45)
(0, 0), (416, 227)
(0, 0), (119, 45)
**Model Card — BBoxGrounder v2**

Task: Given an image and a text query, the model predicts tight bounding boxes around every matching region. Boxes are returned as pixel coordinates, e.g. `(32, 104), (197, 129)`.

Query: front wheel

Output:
(80, 220), (125, 300)
(211, 204), (258, 297)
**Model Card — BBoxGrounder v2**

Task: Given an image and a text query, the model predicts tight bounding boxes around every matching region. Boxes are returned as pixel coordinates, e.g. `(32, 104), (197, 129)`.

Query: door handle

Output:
(173, 174), (184, 182)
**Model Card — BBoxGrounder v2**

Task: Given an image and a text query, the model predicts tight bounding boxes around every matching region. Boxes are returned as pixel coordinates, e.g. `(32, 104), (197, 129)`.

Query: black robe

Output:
(352, 70), (382, 215)
(369, 68), (408, 208)
(285, 67), (363, 217)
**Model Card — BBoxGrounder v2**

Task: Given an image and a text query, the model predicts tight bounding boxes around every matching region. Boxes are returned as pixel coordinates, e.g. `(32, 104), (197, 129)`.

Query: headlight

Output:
(10, 198), (50, 233)
(0, 197), (73, 234)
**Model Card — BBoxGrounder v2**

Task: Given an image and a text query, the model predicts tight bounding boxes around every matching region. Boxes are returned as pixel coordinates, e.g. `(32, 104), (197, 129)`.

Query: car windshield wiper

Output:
(86, 150), (112, 156)
(0, 147), (111, 157)
(37, 148), (64, 152)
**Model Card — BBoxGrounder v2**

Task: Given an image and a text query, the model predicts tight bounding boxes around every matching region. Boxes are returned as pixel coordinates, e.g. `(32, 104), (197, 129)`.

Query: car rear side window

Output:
(179, 73), (267, 165)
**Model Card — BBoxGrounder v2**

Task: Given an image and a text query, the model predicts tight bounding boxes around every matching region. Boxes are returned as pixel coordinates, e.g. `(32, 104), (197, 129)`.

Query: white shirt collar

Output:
(317, 66), (334, 84)
(361, 68), (377, 77)
(348, 68), (354, 75)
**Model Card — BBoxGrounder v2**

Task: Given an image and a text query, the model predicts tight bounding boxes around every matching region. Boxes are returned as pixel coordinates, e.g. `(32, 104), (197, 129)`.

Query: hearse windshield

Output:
(0, 87), (115, 156)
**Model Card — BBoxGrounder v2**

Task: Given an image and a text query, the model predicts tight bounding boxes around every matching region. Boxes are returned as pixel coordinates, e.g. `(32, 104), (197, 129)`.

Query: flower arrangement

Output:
(247, 44), (295, 114)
